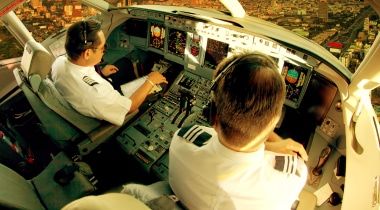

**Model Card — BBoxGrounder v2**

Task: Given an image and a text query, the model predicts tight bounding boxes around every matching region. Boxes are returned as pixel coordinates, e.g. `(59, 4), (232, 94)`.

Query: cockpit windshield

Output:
(1, 0), (379, 115)
(0, 0), (373, 68)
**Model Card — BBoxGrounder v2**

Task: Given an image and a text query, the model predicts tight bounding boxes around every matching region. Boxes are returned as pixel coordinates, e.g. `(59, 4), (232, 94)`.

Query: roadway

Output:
(328, 6), (376, 53)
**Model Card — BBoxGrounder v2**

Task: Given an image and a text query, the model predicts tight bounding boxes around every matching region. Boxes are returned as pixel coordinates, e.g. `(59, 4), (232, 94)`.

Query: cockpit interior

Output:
(1, 0), (380, 209)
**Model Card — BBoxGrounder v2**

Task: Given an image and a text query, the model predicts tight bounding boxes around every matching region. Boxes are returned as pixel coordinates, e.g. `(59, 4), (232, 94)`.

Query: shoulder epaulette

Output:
(82, 76), (98, 86)
(274, 155), (304, 177)
(177, 124), (212, 147)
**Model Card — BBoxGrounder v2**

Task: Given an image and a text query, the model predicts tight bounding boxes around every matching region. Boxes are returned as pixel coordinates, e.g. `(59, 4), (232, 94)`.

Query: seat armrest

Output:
(13, 68), (25, 86)
(77, 110), (139, 155)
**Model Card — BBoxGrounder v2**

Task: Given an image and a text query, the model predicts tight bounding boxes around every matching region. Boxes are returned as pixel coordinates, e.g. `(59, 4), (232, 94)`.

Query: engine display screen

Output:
(281, 60), (310, 106)
(204, 38), (229, 69)
(149, 22), (165, 51)
(188, 33), (202, 62)
(167, 28), (187, 58)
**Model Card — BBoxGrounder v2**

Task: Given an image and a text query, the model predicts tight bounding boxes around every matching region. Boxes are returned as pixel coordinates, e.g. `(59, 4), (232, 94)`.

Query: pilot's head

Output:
(212, 52), (285, 151)
(65, 20), (106, 66)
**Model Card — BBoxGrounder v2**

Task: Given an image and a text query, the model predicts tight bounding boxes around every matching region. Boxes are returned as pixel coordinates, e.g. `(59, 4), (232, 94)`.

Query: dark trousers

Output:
(109, 57), (137, 91)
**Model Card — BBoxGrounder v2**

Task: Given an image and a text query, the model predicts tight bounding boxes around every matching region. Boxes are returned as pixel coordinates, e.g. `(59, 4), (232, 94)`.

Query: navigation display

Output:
(281, 60), (310, 106)
(149, 22), (165, 51)
(204, 38), (229, 69)
(167, 28), (186, 58)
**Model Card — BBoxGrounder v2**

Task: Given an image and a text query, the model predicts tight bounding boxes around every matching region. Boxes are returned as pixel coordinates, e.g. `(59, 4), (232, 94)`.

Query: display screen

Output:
(204, 38), (229, 69)
(123, 19), (147, 38)
(189, 33), (201, 57)
(167, 28), (187, 58)
(281, 61), (309, 104)
(149, 22), (165, 50)
(299, 73), (337, 125)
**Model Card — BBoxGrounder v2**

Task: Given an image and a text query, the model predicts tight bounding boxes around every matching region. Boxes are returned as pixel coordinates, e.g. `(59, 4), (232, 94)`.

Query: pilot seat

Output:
(0, 151), (96, 210)
(12, 40), (137, 157)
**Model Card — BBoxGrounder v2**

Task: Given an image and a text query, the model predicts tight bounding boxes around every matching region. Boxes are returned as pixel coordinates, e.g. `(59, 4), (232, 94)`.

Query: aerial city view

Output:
(2, 0), (379, 117)
(0, 0), (377, 74)
(0, 0), (379, 104)
(0, 0), (378, 74)
(1, 2), (380, 209)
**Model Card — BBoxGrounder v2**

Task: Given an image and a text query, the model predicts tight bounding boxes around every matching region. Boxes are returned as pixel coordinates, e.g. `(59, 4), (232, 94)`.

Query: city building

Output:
(318, 0), (328, 22)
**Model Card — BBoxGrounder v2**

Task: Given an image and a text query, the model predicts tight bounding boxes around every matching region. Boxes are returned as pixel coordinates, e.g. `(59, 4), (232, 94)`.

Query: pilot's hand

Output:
(101, 65), (119, 77)
(265, 138), (309, 162)
(147, 71), (168, 85)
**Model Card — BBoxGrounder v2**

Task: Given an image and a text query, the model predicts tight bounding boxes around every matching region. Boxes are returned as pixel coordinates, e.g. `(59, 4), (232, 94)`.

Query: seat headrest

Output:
(21, 40), (53, 92)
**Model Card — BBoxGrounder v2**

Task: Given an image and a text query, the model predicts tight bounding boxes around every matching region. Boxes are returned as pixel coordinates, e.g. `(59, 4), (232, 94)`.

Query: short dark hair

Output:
(65, 19), (102, 60)
(213, 52), (285, 147)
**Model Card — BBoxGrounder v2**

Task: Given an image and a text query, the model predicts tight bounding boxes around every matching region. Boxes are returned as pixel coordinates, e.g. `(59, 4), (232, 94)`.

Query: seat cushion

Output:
(0, 163), (44, 210)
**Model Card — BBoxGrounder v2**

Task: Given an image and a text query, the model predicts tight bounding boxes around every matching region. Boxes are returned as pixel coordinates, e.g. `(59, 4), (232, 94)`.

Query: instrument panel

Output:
(109, 10), (339, 180)
(109, 13), (318, 109)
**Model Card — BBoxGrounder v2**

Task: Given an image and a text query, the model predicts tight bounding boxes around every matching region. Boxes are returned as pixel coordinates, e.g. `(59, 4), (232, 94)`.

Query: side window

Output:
(371, 88), (380, 122)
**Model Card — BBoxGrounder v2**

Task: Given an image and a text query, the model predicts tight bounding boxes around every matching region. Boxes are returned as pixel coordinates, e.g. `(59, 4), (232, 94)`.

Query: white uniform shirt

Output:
(169, 125), (307, 210)
(51, 56), (131, 126)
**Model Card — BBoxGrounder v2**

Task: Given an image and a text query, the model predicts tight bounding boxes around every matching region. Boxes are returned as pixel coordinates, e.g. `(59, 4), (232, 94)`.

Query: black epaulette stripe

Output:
(188, 129), (202, 142)
(285, 156), (292, 172)
(274, 156), (285, 172)
(82, 76), (98, 86)
(192, 132), (212, 147)
(177, 124), (211, 147)
(274, 155), (300, 177)
(286, 156), (295, 174)
(291, 156), (296, 174)
(178, 125), (198, 138)
(185, 125), (201, 141)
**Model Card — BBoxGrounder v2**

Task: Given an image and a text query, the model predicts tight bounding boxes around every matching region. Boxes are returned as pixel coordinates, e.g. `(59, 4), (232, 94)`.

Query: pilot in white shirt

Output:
(169, 125), (307, 210)
(169, 52), (308, 209)
(52, 56), (131, 126)
(51, 20), (167, 126)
